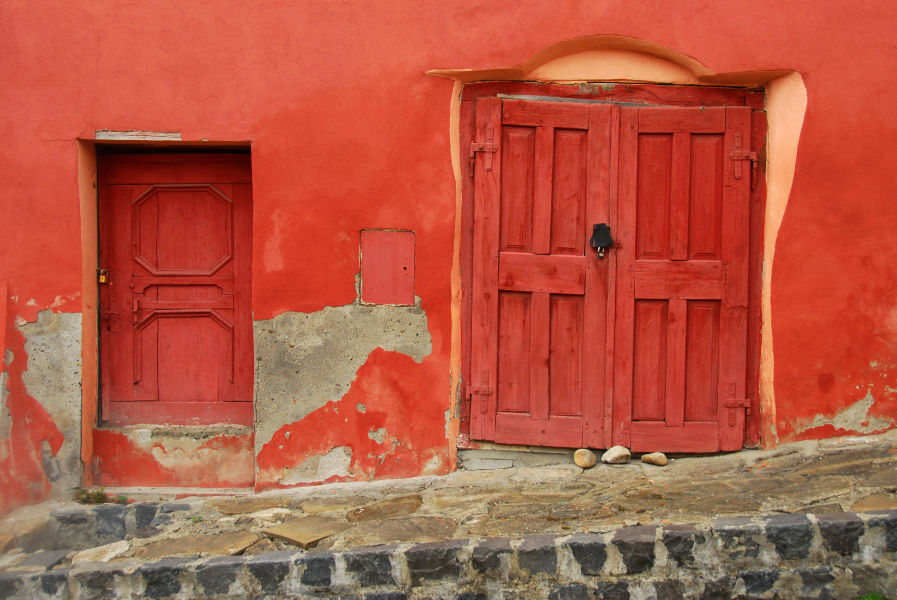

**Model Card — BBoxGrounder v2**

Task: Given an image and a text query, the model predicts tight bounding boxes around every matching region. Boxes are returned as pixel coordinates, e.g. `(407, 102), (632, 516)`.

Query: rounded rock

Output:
(641, 452), (668, 466)
(573, 448), (598, 468)
(601, 445), (632, 464)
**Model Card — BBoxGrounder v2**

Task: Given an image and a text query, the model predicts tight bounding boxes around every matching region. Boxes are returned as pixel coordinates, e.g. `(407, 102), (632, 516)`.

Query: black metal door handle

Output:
(590, 223), (613, 258)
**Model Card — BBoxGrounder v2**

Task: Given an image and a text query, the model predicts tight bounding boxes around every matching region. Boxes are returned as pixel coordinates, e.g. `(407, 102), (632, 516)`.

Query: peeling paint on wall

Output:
(93, 426), (254, 488)
(256, 348), (450, 490)
(795, 390), (893, 436)
(279, 445), (352, 485)
(253, 303), (431, 450)
(19, 311), (82, 496)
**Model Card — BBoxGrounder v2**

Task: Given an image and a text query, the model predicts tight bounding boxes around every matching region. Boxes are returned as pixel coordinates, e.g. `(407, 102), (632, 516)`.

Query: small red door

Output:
(468, 97), (751, 452)
(469, 98), (613, 448)
(99, 153), (253, 426)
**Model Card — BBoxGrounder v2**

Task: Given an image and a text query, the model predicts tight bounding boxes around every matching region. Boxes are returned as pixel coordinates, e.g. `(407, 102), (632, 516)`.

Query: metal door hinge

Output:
(730, 131), (759, 189)
(470, 141), (498, 173)
(466, 385), (493, 399)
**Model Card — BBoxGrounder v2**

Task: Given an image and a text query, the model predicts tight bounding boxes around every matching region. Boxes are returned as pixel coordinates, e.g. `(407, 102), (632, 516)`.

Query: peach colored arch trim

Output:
(434, 35), (806, 449)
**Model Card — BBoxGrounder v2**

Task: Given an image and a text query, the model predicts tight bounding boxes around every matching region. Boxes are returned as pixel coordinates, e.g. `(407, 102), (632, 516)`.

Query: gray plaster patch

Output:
(20, 311), (83, 496)
(797, 391), (892, 434)
(279, 445), (353, 485)
(254, 303), (431, 448)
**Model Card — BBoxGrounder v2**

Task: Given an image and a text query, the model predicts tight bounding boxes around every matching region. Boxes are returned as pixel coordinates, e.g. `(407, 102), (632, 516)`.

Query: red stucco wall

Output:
(2, 0), (896, 512)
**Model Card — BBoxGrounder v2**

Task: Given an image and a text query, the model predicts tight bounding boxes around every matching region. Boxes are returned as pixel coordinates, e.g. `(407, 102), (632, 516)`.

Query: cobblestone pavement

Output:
(0, 432), (896, 598)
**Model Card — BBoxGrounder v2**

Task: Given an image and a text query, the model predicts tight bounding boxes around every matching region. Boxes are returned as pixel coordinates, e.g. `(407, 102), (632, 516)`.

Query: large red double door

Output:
(468, 96), (752, 452)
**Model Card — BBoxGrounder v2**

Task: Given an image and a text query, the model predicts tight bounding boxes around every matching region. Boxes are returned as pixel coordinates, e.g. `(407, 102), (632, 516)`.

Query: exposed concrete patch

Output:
(19, 311), (82, 497)
(253, 303), (431, 448)
(279, 446), (352, 485)
(796, 391), (892, 434)
(0, 350), (12, 439)
(367, 428), (387, 444)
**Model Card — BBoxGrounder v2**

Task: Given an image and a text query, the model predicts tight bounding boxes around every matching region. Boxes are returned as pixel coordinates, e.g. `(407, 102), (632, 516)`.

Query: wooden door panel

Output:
(470, 99), (611, 448)
(99, 154), (252, 426)
(684, 300), (720, 422)
(617, 105), (750, 452)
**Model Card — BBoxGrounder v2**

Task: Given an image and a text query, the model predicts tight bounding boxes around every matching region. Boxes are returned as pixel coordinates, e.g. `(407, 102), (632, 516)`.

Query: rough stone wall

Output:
(1, 508), (894, 599)
(18, 311), (82, 498)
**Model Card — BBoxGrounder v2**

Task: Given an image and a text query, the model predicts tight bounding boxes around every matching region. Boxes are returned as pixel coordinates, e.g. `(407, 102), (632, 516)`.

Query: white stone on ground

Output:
(601, 445), (631, 464)
(72, 540), (129, 564)
(641, 452), (668, 466)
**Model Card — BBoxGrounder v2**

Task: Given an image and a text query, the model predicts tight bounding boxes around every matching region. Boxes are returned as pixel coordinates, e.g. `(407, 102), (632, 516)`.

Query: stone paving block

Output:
(815, 512), (863, 555)
(157, 502), (191, 514)
(866, 509), (897, 551)
(247, 550), (296, 595)
(471, 537), (511, 573)
(135, 503), (159, 529)
(51, 506), (90, 525)
(15, 549), (69, 571)
(653, 580), (684, 600)
(297, 552), (334, 588)
(516, 534), (556, 575)
(138, 557), (188, 599)
(738, 568), (779, 595)
(37, 569), (70, 596)
(0, 572), (22, 600)
(711, 517), (762, 560)
(195, 555), (246, 596)
(764, 513), (813, 560)
(593, 580), (629, 600)
(797, 565), (834, 594)
(93, 504), (126, 541)
(344, 546), (396, 586)
(73, 562), (128, 598)
(662, 524), (704, 567)
(611, 525), (655, 574)
(405, 539), (466, 585)
(564, 532), (607, 575)
(454, 593), (487, 600)
(548, 582), (590, 600)
(699, 575), (734, 600)
(364, 593), (407, 600)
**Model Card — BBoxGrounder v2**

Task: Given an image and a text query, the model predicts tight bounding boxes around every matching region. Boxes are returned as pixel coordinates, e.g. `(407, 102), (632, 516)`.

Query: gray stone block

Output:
(195, 555), (245, 596)
(611, 525), (655, 574)
(764, 514), (813, 560)
(472, 537), (511, 573)
(405, 539), (466, 585)
(816, 512), (863, 555)
(516, 534), (557, 575)
(565, 532), (607, 576)
(345, 547), (395, 586)
(298, 552), (334, 588)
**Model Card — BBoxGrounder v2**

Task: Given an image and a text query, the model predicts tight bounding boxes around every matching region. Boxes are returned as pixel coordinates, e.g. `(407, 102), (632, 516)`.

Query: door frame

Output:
(458, 81), (766, 450)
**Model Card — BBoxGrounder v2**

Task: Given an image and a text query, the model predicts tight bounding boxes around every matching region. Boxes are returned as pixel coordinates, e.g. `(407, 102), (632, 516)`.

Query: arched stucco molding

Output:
(433, 35), (806, 449)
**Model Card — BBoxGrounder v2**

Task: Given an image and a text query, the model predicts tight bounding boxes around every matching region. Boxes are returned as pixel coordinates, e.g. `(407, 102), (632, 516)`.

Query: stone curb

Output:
(0, 509), (894, 599)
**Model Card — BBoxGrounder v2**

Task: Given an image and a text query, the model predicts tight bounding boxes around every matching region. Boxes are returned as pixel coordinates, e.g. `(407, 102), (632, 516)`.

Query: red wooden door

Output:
(99, 154), (253, 426)
(468, 98), (752, 452)
(469, 98), (613, 448)
(613, 106), (751, 452)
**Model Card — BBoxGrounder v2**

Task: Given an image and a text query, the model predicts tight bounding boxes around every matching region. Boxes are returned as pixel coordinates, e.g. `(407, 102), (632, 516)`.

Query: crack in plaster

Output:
(253, 303), (431, 448)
